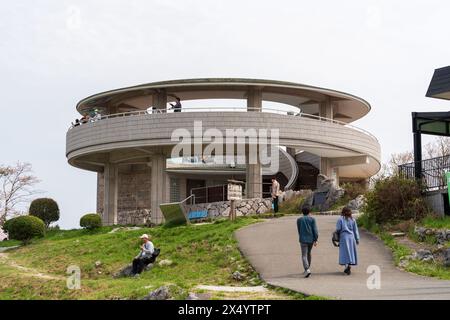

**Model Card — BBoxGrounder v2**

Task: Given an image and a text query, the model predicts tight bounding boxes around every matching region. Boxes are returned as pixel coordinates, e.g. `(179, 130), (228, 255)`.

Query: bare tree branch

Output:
(0, 162), (41, 226)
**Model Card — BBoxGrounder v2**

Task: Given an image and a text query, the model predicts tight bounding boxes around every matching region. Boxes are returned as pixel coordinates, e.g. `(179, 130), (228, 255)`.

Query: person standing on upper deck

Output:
(170, 97), (182, 112)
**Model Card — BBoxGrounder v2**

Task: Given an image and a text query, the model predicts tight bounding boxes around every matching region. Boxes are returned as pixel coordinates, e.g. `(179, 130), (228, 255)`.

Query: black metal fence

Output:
(191, 183), (273, 204)
(399, 154), (450, 190)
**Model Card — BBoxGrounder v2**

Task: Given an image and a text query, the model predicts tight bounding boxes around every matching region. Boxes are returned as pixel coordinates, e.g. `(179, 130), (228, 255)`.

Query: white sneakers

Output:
(303, 269), (312, 278)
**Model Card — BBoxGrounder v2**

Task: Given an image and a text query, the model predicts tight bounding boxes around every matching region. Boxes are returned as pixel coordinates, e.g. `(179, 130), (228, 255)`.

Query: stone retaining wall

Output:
(117, 209), (152, 225)
(414, 226), (450, 245)
(186, 198), (273, 218)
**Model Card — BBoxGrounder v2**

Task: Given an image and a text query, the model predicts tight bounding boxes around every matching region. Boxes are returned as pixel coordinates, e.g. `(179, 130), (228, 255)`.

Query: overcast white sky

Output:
(1, 0), (449, 228)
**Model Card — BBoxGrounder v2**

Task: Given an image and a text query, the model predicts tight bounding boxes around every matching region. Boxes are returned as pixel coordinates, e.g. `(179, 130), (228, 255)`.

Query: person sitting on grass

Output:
(132, 234), (154, 276)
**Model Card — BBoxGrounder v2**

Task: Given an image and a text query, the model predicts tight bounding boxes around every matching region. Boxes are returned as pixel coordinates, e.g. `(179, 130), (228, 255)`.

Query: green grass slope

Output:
(0, 218), (309, 300)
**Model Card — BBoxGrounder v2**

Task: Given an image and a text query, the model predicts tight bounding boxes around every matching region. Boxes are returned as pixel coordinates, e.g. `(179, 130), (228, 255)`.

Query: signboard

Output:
(160, 202), (188, 226)
(228, 183), (243, 201)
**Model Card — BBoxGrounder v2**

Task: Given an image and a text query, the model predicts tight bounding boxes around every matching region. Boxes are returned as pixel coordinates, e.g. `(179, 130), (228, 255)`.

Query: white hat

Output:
(140, 234), (149, 239)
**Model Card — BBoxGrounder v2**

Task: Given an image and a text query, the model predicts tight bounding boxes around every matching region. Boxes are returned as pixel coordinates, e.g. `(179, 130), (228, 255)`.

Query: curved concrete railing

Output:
(279, 148), (299, 190)
(68, 107), (378, 142)
(66, 111), (381, 177)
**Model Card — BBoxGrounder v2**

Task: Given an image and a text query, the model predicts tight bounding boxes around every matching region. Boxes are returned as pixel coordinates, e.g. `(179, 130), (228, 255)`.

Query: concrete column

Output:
(363, 178), (370, 190)
(154, 89), (167, 111)
(103, 162), (118, 225)
(333, 167), (340, 187)
(320, 157), (339, 187)
(246, 146), (262, 199)
(319, 98), (333, 120)
(151, 154), (169, 224)
(108, 105), (118, 115)
(96, 172), (104, 215)
(246, 88), (262, 197)
(179, 177), (187, 200)
(247, 88), (262, 112)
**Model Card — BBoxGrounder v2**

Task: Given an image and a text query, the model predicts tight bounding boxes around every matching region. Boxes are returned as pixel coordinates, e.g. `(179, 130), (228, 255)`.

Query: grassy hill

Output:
(0, 217), (312, 300)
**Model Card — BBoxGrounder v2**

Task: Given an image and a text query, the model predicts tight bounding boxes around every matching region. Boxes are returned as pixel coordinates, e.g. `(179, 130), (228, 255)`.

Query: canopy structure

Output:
(426, 66), (450, 100)
(412, 66), (450, 181)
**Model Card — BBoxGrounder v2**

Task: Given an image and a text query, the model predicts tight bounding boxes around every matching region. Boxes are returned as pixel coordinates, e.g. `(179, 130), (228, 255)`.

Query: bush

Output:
(364, 175), (429, 224)
(3, 218), (13, 233)
(341, 182), (366, 201)
(357, 212), (380, 233)
(80, 213), (102, 229)
(279, 195), (305, 214)
(5, 215), (45, 243)
(29, 198), (60, 228)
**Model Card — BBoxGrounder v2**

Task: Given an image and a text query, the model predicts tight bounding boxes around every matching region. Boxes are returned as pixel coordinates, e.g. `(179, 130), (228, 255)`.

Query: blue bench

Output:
(188, 210), (208, 220)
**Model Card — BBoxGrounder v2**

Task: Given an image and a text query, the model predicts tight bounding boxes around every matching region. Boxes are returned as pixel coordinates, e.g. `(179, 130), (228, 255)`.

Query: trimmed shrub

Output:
(364, 175), (429, 224)
(29, 198), (60, 228)
(80, 213), (102, 229)
(3, 218), (13, 233)
(6, 215), (45, 243)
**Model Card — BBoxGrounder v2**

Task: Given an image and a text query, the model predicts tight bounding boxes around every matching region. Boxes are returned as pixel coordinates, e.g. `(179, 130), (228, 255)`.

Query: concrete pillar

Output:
(245, 88), (263, 197)
(246, 146), (262, 198)
(320, 157), (339, 187)
(96, 172), (104, 215)
(151, 154), (169, 224)
(246, 163), (262, 198)
(320, 157), (331, 177)
(334, 167), (340, 187)
(103, 162), (118, 225)
(247, 88), (262, 112)
(319, 98), (333, 120)
(363, 178), (370, 190)
(179, 177), (187, 200)
(153, 89), (167, 111)
(108, 105), (118, 115)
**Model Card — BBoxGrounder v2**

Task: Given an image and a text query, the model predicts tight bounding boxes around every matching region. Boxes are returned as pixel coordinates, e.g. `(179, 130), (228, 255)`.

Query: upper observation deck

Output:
(67, 79), (380, 179)
(75, 78), (371, 123)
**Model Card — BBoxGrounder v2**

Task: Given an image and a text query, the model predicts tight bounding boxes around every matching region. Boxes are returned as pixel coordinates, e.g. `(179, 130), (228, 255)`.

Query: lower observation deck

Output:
(66, 107), (380, 179)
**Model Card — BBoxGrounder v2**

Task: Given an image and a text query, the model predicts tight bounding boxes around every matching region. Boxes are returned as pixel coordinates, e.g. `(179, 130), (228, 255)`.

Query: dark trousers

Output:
(132, 257), (151, 275)
(300, 243), (313, 271)
(273, 196), (279, 213)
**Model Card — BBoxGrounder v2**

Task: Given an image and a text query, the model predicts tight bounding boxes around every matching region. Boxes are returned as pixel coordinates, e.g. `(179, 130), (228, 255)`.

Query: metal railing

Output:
(190, 182), (273, 204)
(68, 106), (378, 141)
(399, 154), (450, 191)
(190, 184), (228, 204)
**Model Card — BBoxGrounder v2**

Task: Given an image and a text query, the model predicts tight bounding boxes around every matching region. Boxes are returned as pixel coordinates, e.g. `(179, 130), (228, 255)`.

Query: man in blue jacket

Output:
(296, 206), (318, 278)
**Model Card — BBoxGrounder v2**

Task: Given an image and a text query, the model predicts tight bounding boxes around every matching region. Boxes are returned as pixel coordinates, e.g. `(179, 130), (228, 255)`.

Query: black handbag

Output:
(332, 231), (340, 247)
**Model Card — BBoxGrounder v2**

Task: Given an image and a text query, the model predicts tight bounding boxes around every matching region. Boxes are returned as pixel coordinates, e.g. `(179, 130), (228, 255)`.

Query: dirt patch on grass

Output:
(0, 252), (63, 280)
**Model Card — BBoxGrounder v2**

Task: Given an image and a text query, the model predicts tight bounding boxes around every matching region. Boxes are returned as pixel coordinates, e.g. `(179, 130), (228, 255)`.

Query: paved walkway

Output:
(235, 215), (450, 300)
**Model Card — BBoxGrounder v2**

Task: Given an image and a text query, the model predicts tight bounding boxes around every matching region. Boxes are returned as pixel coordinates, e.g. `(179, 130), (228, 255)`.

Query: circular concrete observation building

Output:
(66, 78), (381, 225)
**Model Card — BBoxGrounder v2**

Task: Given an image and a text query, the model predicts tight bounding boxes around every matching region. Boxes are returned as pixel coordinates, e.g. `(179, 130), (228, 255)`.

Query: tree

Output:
(29, 198), (60, 228)
(424, 136), (450, 158)
(370, 151), (413, 187)
(388, 150), (414, 175)
(0, 162), (40, 226)
(369, 136), (450, 188)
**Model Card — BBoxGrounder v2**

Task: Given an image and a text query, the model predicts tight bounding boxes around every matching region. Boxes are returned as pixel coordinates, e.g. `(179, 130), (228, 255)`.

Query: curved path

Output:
(235, 215), (450, 300)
